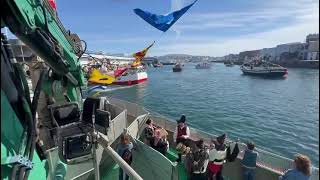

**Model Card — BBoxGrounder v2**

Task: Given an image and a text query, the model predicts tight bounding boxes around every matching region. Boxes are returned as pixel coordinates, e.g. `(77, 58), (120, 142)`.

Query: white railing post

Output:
(97, 133), (143, 180)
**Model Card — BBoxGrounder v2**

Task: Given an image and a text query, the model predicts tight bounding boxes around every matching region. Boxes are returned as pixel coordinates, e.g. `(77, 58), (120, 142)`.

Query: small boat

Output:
(224, 61), (234, 67)
(153, 62), (163, 67)
(172, 63), (182, 72)
(240, 60), (288, 77)
(112, 65), (148, 85)
(195, 62), (211, 69)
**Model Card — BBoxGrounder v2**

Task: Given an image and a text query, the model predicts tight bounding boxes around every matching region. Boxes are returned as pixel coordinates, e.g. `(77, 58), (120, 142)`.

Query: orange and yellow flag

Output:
(132, 41), (155, 64)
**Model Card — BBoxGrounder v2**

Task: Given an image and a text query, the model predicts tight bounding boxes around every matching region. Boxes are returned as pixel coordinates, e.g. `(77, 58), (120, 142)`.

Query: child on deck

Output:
(116, 134), (133, 180)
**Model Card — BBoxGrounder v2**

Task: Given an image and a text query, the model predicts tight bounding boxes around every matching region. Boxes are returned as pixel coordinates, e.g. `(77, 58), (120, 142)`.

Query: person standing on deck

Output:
(173, 114), (190, 162)
(116, 134), (133, 180)
(207, 134), (227, 180)
(278, 154), (311, 180)
(150, 128), (169, 155)
(143, 119), (156, 145)
(241, 142), (259, 180)
(186, 139), (209, 180)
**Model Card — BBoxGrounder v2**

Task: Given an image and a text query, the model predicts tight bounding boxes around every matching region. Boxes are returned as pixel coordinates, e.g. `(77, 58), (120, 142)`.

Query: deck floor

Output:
(101, 148), (188, 180)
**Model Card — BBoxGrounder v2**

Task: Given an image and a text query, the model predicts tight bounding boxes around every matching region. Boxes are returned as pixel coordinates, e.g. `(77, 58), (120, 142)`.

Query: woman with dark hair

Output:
(143, 119), (156, 145)
(279, 154), (311, 180)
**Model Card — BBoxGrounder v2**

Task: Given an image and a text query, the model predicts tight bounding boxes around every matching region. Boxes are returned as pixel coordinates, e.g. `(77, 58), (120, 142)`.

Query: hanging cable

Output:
(77, 39), (87, 61)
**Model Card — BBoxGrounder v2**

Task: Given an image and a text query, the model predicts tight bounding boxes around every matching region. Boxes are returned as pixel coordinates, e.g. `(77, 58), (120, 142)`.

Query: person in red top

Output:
(173, 114), (190, 162)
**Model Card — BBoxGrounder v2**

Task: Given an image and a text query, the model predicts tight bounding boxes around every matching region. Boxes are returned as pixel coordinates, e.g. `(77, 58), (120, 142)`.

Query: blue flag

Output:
(134, 0), (198, 32)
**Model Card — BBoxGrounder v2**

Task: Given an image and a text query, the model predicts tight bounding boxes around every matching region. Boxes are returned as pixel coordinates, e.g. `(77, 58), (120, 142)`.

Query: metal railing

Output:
(107, 97), (319, 179)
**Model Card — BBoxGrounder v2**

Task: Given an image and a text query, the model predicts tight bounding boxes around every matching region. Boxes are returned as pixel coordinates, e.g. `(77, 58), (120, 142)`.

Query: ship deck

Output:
(102, 147), (188, 180)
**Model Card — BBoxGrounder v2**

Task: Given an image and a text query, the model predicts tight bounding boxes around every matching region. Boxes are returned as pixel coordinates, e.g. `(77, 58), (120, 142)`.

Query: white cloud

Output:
(175, 1), (318, 31)
(149, 0), (319, 56)
(151, 21), (318, 56)
(171, 0), (184, 11)
(82, 0), (319, 56)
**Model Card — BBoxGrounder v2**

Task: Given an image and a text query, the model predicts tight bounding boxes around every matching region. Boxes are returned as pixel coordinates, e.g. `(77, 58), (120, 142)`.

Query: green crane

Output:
(1, 0), (87, 179)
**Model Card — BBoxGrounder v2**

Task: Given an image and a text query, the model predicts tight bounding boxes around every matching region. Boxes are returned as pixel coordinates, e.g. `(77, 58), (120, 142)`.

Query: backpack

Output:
(122, 148), (133, 165)
(226, 143), (239, 162)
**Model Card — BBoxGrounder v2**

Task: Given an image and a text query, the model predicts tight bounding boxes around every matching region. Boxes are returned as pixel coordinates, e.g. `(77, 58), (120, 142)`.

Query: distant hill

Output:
(154, 54), (216, 63)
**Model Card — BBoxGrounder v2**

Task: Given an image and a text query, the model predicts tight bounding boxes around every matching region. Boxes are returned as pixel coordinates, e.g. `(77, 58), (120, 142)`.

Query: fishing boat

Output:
(86, 60), (147, 86)
(224, 61), (234, 67)
(173, 63), (183, 72)
(240, 60), (288, 77)
(195, 62), (211, 69)
(153, 62), (163, 67)
(112, 65), (148, 85)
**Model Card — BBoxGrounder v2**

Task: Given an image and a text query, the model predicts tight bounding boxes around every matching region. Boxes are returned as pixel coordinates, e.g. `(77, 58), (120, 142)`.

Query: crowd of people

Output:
(116, 114), (313, 180)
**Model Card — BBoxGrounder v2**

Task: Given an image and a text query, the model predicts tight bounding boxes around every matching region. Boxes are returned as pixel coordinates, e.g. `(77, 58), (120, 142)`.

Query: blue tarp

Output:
(134, 0), (198, 32)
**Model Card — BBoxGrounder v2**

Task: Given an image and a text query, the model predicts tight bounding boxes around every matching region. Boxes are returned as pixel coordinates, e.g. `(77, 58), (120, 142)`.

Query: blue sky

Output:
(8, 0), (320, 56)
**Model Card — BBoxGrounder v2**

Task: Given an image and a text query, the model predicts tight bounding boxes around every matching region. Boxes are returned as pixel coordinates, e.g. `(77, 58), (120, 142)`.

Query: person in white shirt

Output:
(207, 134), (227, 180)
(100, 63), (108, 74)
(173, 114), (190, 162)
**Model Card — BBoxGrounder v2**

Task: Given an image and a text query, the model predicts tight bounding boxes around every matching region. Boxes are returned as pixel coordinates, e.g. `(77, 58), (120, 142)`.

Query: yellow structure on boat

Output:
(88, 69), (115, 85)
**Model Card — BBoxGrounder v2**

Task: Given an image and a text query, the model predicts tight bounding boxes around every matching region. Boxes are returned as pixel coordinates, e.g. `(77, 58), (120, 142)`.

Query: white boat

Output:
(113, 65), (148, 85)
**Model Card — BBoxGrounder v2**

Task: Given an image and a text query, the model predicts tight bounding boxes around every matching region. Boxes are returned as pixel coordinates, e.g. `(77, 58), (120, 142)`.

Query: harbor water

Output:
(104, 63), (319, 166)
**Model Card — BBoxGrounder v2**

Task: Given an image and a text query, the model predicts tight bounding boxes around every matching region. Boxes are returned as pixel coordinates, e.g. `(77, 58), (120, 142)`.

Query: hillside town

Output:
(155, 33), (319, 68)
(7, 33), (319, 69)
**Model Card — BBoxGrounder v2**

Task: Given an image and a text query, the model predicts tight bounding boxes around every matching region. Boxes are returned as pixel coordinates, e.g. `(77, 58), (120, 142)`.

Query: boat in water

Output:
(112, 65), (148, 85)
(86, 63), (147, 86)
(240, 60), (288, 77)
(173, 63), (183, 72)
(152, 62), (163, 67)
(195, 62), (211, 69)
(224, 60), (234, 67)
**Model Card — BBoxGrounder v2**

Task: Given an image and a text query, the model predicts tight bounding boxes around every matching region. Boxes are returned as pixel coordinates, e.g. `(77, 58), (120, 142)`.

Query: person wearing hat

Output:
(173, 114), (190, 162)
(207, 133), (227, 180)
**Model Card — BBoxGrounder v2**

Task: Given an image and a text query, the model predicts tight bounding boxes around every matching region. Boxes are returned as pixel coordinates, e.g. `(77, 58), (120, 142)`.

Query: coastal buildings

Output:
(238, 50), (260, 64)
(235, 33), (319, 68)
(142, 57), (158, 65)
(79, 53), (134, 66)
(224, 54), (238, 62)
(299, 34), (319, 60)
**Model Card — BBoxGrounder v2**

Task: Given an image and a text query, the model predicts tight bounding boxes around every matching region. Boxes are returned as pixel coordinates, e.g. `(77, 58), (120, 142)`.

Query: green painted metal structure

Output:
(1, 0), (86, 179)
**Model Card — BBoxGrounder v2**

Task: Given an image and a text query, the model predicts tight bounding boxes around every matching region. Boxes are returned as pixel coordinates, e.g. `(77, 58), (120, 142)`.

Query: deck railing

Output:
(107, 97), (319, 180)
